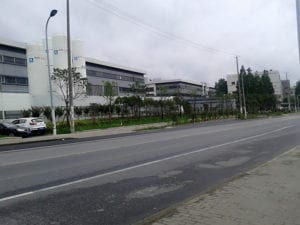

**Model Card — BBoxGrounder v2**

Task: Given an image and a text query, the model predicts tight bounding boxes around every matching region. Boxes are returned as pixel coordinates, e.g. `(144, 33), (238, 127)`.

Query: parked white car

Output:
(11, 118), (47, 135)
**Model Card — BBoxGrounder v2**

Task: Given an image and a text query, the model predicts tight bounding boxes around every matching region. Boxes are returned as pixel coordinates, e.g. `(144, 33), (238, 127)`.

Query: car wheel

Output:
(8, 132), (15, 137)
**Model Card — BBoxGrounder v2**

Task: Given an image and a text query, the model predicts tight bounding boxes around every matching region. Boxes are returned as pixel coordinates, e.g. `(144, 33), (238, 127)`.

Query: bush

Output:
(43, 107), (52, 121)
(55, 107), (64, 119)
(22, 109), (31, 117)
(31, 107), (42, 117)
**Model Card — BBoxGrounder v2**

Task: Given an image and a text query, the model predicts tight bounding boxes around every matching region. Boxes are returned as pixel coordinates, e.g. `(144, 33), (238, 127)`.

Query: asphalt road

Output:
(0, 115), (299, 225)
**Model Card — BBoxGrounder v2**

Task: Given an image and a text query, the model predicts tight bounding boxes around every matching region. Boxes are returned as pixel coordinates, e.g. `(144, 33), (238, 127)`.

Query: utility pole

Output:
(235, 56), (243, 114)
(286, 73), (291, 111)
(67, 0), (75, 133)
(240, 66), (247, 119)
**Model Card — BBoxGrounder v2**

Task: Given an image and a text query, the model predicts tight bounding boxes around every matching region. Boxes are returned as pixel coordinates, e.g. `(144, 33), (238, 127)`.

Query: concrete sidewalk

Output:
(0, 122), (168, 146)
(145, 146), (300, 225)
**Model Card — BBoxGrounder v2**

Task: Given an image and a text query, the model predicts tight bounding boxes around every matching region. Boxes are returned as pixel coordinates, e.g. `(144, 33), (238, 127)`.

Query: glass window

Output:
(16, 77), (28, 85)
(5, 76), (16, 84)
(3, 56), (15, 64)
(14, 57), (27, 66)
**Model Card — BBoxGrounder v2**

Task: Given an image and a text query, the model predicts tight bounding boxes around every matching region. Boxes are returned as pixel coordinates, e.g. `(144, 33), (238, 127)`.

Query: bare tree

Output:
(52, 68), (87, 126)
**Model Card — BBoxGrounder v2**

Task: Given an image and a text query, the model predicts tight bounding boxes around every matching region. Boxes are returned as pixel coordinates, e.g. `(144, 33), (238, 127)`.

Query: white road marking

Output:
(0, 125), (294, 203)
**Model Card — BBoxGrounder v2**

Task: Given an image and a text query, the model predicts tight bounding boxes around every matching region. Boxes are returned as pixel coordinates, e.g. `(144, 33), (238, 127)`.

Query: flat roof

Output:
(147, 79), (206, 87)
(0, 37), (26, 50)
(86, 57), (146, 76)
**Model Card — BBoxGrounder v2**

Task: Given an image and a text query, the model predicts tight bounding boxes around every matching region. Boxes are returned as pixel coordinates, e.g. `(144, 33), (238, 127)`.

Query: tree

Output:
(158, 86), (167, 119)
(52, 68), (87, 126)
(74, 106), (83, 120)
(103, 81), (117, 122)
(43, 106), (52, 121)
(237, 67), (276, 113)
(190, 89), (198, 122)
(31, 107), (41, 117)
(296, 80), (300, 96)
(214, 79), (228, 97)
(55, 107), (64, 120)
(130, 81), (146, 119)
(22, 109), (31, 118)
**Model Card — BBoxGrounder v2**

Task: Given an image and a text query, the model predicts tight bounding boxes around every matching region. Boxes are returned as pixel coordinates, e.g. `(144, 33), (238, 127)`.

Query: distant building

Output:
(226, 70), (284, 100)
(145, 79), (208, 98)
(145, 79), (235, 111)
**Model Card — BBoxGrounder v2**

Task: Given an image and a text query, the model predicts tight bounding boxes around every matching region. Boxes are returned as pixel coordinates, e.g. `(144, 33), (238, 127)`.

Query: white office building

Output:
(0, 36), (145, 119)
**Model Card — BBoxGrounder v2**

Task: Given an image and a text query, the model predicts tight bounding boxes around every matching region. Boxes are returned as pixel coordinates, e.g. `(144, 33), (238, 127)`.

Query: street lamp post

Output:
(45, 9), (58, 135)
(67, 0), (75, 133)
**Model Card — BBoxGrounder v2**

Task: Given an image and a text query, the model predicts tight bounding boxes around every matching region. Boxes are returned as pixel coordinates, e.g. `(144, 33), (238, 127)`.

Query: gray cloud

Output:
(1, 0), (299, 86)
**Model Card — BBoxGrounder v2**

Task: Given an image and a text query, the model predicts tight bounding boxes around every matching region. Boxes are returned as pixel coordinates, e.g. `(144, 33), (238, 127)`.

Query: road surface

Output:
(0, 115), (299, 225)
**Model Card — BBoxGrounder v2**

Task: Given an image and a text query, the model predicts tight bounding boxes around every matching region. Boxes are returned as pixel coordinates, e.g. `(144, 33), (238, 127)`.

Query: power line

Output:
(85, 0), (239, 57)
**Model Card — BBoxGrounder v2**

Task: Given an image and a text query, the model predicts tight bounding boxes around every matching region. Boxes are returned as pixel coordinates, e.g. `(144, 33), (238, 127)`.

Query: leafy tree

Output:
(22, 109), (31, 117)
(43, 106), (52, 121)
(236, 66), (276, 113)
(55, 107), (64, 120)
(130, 81), (146, 119)
(296, 80), (300, 96)
(74, 106), (83, 120)
(103, 81), (117, 122)
(158, 86), (168, 119)
(31, 107), (41, 117)
(190, 88), (198, 122)
(214, 78), (228, 96)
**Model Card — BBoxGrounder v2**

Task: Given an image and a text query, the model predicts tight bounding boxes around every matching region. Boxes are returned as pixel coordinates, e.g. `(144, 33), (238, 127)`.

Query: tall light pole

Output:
(45, 9), (58, 135)
(296, 0), (300, 61)
(67, 0), (75, 133)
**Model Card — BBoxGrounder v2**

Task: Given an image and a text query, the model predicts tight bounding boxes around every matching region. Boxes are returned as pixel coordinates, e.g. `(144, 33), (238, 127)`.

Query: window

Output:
(0, 55), (27, 66)
(119, 87), (132, 93)
(14, 57), (27, 66)
(0, 75), (28, 86)
(87, 84), (103, 96)
(5, 76), (17, 85)
(146, 87), (154, 92)
(16, 77), (28, 85)
(3, 56), (15, 64)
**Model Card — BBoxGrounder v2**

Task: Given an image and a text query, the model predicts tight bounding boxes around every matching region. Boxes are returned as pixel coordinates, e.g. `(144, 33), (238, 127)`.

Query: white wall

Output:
(0, 93), (31, 111)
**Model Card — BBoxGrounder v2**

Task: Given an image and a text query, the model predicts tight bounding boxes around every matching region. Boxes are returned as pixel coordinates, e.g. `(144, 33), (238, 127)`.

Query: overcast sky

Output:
(1, 0), (299, 86)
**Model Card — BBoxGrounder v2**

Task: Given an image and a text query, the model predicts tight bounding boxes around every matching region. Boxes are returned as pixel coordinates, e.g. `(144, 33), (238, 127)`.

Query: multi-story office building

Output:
(145, 79), (208, 98)
(86, 58), (145, 97)
(0, 36), (145, 119)
(227, 70), (284, 100)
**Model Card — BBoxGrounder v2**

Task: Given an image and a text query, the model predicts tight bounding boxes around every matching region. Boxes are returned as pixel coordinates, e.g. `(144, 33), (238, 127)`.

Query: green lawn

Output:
(47, 117), (174, 134)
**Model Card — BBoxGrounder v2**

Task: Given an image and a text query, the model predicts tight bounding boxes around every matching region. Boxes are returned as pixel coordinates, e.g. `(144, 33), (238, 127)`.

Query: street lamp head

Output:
(50, 9), (58, 17)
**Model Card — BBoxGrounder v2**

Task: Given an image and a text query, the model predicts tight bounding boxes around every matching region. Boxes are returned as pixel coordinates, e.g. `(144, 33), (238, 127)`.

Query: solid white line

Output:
(0, 192), (33, 202)
(0, 125), (294, 203)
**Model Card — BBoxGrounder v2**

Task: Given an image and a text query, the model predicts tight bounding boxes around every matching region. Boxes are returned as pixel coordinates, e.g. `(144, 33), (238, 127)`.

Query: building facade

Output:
(145, 79), (208, 98)
(0, 36), (145, 119)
